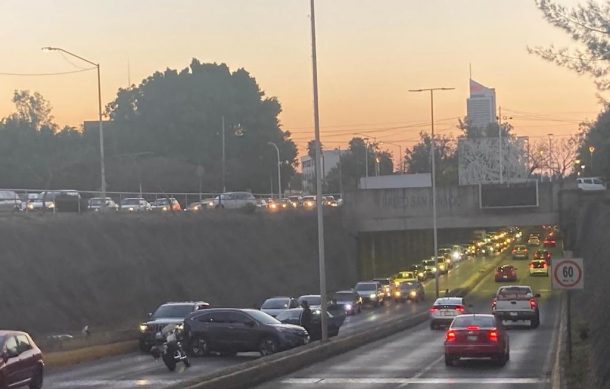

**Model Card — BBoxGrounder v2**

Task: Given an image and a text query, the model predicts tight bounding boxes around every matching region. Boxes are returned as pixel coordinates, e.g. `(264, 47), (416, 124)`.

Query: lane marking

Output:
(49, 379), (182, 388)
(282, 377), (549, 385)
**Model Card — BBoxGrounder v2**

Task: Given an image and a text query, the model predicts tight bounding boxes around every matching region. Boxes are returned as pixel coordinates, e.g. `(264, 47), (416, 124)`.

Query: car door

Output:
(225, 312), (258, 350)
(15, 335), (34, 383)
(2, 336), (24, 386)
(193, 311), (226, 350)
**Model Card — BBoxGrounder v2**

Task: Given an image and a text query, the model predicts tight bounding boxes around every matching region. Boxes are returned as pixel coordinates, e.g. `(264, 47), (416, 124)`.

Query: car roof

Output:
(298, 295), (320, 298)
(161, 301), (207, 306)
(0, 330), (28, 337)
(265, 296), (292, 300)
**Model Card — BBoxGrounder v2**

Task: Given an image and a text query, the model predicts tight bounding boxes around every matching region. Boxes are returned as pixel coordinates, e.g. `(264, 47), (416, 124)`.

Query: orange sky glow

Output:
(0, 0), (600, 165)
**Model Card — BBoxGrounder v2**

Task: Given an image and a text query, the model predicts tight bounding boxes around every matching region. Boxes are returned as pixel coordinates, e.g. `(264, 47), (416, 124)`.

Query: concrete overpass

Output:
(343, 182), (561, 232)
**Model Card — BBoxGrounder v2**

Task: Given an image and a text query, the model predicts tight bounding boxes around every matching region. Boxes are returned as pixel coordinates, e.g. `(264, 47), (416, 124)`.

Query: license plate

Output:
(467, 335), (478, 342)
(503, 275), (507, 278)
(442, 311), (454, 316)
(510, 312), (518, 317)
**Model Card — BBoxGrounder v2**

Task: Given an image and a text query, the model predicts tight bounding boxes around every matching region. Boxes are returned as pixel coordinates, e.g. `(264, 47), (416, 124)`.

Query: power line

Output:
(0, 67), (96, 77)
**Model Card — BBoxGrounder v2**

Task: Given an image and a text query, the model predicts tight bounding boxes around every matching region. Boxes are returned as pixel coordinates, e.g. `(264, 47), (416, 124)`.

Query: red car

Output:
(444, 314), (509, 366)
(0, 331), (44, 389)
(494, 265), (518, 282)
(543, 236), (556, 247)
(534, 250), (552, 265)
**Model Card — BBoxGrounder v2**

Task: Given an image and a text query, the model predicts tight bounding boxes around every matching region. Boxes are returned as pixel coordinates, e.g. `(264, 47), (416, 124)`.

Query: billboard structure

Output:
(458, 136), (529, 185)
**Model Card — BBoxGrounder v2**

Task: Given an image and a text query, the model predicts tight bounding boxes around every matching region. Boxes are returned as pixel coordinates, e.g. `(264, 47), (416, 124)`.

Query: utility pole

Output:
(409, 87), (454, 298)
(498, 107), (503, 184)
(310, 0), (328, 342)
(548, 133), (554, 180)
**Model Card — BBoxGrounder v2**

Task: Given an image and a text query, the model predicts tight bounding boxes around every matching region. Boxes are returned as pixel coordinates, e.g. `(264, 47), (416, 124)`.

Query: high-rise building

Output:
(467, 79), (497, 129)
(300, 149), (342, 194)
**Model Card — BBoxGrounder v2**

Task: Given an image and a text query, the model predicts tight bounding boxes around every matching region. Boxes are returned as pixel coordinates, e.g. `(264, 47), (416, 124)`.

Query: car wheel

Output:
(29, 366), (43, 389)
(430, 322), (437, 330)
(495, 352), (508, 367)
(189, 336), (209, 357)
(259, 337), (279, 356)
(444, 354), (455, 366)
(530, 314), (540, 329)
(183, 355), (191, 367)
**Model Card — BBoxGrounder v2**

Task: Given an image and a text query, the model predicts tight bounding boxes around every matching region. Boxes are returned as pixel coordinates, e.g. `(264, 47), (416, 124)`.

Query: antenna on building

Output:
(469, 63), (472, 81)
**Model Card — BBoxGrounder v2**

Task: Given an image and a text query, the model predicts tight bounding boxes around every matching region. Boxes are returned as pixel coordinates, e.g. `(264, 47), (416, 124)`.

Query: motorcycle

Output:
(151, 323), (191, 371)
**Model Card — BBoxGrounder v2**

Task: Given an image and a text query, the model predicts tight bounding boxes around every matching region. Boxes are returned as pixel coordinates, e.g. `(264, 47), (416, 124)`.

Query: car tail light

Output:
(529, 263), (534, 269)
(529, 298), (537, 309)
(488, 329), (498, 342)
(445, 330), (456, 342)
(455, 305), (465, 313)
(466, 325), (480, 330)
(429, 306), (439, 313)
(491, 298), (497, 310)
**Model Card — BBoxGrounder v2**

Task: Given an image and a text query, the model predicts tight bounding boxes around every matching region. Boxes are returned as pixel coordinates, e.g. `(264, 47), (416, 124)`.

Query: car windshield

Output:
(153, 199), (170, 205)
(355, 283), (376, 291)
(373, 279), (390, 285)
(261, 298), (289, 309)
(152, 304), (194, 319)
(400, 282), (416, 289)
(122, 198), (141, 205)
(422, 260), (435, 266)
(247, 310), (281, 325)
(275, 310), (300, 321)
(451, 315), (495, 328)
(497, 287), (532, 300)
(333, 292), (354, 301)
(299, 296), (321, 305)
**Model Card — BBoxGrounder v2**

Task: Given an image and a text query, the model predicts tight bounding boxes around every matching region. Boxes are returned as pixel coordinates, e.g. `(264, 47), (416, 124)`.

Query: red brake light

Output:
(446, 330), (456, 342)
(488, 329), (498, 342)
(455, 305), (465, 313)
(529, 298), (537, 309)
(529, 263), (534, 268)
(429, 306), (439, 313)
(466, 325), (479, 330)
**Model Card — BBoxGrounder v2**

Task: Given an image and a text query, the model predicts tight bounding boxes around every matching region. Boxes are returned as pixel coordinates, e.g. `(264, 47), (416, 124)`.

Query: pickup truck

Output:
(491, 285), (540, 328)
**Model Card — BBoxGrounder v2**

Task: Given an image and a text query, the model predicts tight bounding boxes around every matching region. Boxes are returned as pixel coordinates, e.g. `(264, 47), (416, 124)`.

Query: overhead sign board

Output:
(552, 258), (584, 290)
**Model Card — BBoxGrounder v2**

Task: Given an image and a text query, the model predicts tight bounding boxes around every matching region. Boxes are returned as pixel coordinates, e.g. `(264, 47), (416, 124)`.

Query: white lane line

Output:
(50, 379), (182, 388)
(282, 377), (549, 385)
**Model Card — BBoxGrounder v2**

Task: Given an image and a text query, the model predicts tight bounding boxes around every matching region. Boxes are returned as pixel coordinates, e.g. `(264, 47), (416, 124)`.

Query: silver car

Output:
(120, 197), (151, 212)
(211, 192), (257, 209)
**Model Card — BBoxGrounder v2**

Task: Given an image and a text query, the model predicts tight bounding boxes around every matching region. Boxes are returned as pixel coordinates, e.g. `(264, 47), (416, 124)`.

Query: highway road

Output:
(256, 248), (560, 389)
(45, 249), (523, 389)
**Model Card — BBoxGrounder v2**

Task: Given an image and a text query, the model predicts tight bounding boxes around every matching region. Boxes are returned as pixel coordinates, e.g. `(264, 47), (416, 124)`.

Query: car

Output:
(120, 197), (151, 212)
(429, 297), (467, 330)
(372, 278), (393, 298)
(0, 331), (44, 389)
(287, 196), (301, 208)
(184, 308), (309, 357)
(576, 176), (606, 191)
(529, 259), (549, 277)
(27, 191), (58, 212)
(421, 259), (437, 279)
(394, 280), (425, 303)
(297, 295), (324, 310)
(533, 250), (552, 265)
(436, 257), (450, 274)
(527, 236), (540, 246)
(268, 199), (292, 211)
(331, 290), (362, 315)
(444, 314), (509, 367)
(150, 197), (182, 211)
(260, 297), (300, 318)
(511, 245), (529, 259)
(409, 264), (428, 282)
(138, 301), (210, 352)
(391, 271), (417, 287)
(543, 236), (557, 247)
(492, 285), (540, 328)
(212, 192), (257, 209)
(353, 281), (384, 307)
(494, 265), (518, 282)
(0, 191), (21, 212)
(87, 197), (119, 212)
(276, 307), (345, 340)
(186, 200), (213, 211)
(322, 196), (339, 207)
(302, 196), (316, 209)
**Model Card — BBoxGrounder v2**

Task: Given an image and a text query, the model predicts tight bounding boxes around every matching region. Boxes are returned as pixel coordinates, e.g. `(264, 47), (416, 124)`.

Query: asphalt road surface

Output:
(45, 249), (528, 389)
(256, 247), (561, 389)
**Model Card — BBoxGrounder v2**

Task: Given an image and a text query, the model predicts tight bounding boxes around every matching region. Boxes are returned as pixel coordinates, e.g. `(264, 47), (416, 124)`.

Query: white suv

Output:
(429, 297), (467, 330)
(212, 192), (257, 209)
(577, 177), (606, 191)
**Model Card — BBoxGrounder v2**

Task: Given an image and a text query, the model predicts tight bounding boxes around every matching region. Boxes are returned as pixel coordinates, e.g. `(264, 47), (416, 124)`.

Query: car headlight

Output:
(394, 281), (400, 287)
(48, 202), (55, 208)
(395, 291), (401, 297)
(27, 204), (34, 209)
(369, 293), (376, 299)
(162, 206), (168, 211)
(128, 207), (134, 211)
(345, 304), (352, 311)
(452, 252), (459, 260)
(139, 324), (148, 333)
(409, 290), (417, 297)
(432, 267), (437, 272)
(418, 272), (424, 278)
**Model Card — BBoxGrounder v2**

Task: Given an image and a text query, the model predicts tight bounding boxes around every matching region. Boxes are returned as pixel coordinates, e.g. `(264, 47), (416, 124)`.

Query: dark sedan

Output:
(394, 280), (425, 303)
(0, 331), (44, 389)
(276, 308), (345, 340)
(331, 290), (362, 315)
(444, 314), (509, 366)
(494, 265), (518, 282)
(184, 308), (309, 357)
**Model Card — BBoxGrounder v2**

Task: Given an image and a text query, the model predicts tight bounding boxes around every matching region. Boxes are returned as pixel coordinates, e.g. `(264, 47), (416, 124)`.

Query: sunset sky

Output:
(0, 0), (600, 162)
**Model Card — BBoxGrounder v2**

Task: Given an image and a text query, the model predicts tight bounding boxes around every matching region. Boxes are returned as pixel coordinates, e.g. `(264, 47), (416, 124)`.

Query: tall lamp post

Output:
(409, 87), (454, 298)
(589, 145), (596, 174)
(42, 47), (106, 202)
(309, 0), (328, 342)
(548, 133), (554, 180)
(267, 142), (282, 199)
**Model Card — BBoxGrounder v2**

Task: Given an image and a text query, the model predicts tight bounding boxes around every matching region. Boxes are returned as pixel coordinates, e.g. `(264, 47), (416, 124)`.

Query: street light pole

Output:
(548, 133), (554, 180)
(589, 145), (595, 174)
(498, 107), (503, 184)
(42, 47), (106, 202)
(409, 87), (454, 299)
(222, 116), (226, 193)
(310, 0), (328, 342)
(268, 142), (282, 199)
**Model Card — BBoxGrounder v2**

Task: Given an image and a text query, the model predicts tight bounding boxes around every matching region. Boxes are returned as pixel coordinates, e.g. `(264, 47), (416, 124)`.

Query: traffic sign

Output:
(552, 258), (584, 290)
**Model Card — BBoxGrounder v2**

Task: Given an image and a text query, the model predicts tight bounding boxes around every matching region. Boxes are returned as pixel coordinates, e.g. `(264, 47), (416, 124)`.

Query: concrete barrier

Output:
(169, 254), (507, 389)
(45, 340), (138, 370)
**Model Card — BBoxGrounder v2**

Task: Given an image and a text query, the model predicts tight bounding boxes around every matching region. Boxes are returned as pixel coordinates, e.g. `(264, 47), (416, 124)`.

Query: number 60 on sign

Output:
(552, 258), (584, 290)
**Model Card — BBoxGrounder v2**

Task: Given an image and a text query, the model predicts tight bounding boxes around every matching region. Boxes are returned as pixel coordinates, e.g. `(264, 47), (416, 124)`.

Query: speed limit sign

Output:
(552, 258), (584, 290)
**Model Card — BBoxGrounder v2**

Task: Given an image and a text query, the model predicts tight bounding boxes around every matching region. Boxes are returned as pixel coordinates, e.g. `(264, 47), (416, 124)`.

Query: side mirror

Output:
(534, 293), (541, 298)
(147, 312), (152, 318)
